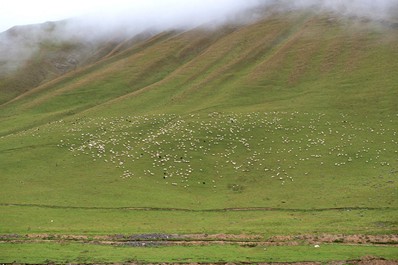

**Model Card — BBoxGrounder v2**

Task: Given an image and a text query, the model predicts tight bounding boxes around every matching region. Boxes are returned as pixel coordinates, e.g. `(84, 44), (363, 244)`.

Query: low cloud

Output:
(21, 0), (398, 42)
(289, 0), (398, 20)
(68, 0), (265, 38)
(1, 0), (397, 76)
(0, 0), (265, 75)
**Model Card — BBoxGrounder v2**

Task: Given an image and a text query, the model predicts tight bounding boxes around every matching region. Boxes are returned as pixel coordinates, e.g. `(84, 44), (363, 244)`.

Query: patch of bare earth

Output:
(1, 233), (398, 247)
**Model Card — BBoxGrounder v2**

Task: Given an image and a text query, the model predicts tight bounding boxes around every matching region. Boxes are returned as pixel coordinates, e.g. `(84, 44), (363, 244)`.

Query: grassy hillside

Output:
(0, 21), (149, 104)
(1, 13), (397, 131)
(0, 11), (397, 264)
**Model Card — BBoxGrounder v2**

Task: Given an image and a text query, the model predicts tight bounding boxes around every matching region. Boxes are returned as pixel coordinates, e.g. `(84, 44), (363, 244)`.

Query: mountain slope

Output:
(1, 12), (397, 134)
(0, 10), (397, 241)
(0, 21), (156, 104)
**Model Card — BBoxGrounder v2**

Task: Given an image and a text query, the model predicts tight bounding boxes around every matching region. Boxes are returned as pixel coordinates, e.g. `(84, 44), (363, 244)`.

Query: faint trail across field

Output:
(1, 203), (397, 212)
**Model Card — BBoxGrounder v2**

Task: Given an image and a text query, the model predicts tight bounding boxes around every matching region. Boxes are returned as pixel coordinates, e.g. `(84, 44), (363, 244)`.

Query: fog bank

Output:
(1, 0), (397, 76)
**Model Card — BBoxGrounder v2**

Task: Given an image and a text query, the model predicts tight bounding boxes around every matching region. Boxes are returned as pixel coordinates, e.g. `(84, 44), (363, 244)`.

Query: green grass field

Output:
(0, 11), (397, 263)
(1, 243), (398, 264)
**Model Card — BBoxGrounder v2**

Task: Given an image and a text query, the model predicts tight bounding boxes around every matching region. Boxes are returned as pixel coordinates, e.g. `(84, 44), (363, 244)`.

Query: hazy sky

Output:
(0, 0), (263, 33)
(1, 0), (397, 33)
(0, 0), (151, 32)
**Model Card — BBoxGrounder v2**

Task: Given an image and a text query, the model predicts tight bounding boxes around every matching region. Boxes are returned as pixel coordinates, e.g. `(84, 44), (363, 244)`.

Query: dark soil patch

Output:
(1, 233), (397, 249)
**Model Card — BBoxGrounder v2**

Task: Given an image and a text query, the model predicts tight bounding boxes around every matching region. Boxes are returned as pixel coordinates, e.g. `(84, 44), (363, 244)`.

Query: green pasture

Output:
(0, 111), (397, 238)
(1, 206), (397, 235)
(1, 243), (397, 264)
(1, 112), (397, 209)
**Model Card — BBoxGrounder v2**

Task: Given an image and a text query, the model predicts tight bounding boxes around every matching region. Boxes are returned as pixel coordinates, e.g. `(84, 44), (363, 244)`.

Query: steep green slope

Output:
(0, 11), (397, 242)
(1, 13), (397, 133)
(0, 21), (151, 104)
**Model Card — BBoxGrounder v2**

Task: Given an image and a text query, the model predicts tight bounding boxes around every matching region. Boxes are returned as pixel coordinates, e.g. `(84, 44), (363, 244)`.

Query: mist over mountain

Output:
(2, 0), (397, 56)
(0, 0), (264, 76)
(45, 0), (398, 38)
(0, 0), (397, 104)
(289, 0), (398, 19)
(62, 0), (398, 31)
(1, 0), (397, 33)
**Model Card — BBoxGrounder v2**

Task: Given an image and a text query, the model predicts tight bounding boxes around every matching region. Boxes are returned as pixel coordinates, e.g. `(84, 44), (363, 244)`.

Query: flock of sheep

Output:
(55, 111), (397, 189)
